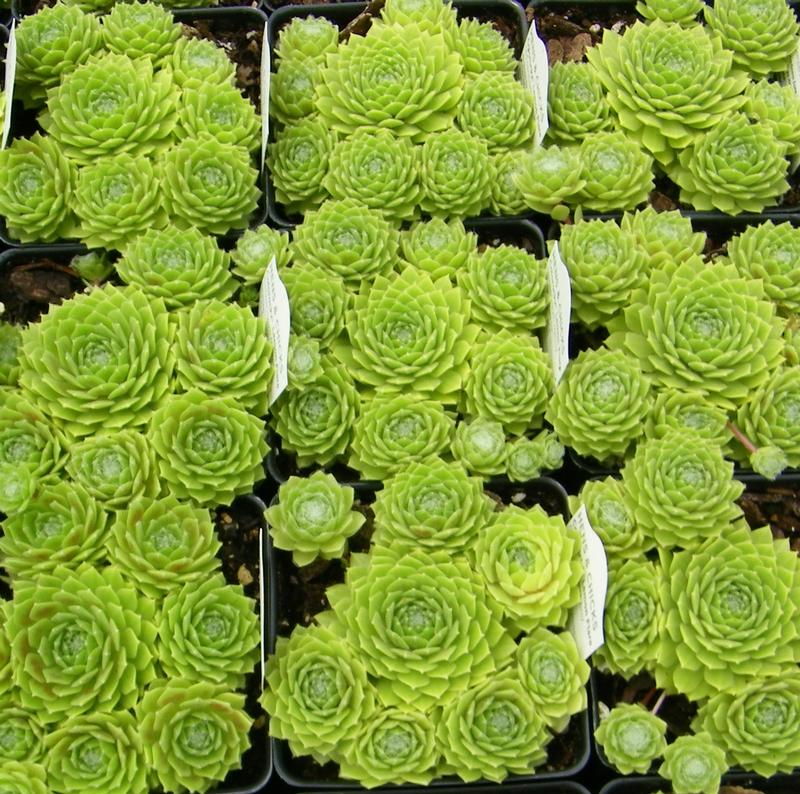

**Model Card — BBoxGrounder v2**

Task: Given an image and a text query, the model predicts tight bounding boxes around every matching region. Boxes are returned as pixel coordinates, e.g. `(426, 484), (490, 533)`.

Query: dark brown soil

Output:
(0, 257), (84, 326)
(738, 484), (800, 555)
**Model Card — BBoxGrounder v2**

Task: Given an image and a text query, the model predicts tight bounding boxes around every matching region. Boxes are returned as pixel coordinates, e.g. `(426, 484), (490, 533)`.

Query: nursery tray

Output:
(307, 785), (593, 794)
(266, 476), (592, 788)
(265, 217), (555, 491)
(264, 0), (529, 228)
(0, 5), (268, 248)
(599, 774), (798, 794)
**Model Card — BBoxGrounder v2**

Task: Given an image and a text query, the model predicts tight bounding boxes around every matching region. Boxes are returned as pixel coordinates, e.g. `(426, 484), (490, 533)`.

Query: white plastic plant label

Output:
(260, 19), (270, 169)
(567, 505), (608, 660)
(2, 22), (17, 150)
(544, 241), (571, 384)
(258, 257), (290, 405)
(517, 18), (549, 146)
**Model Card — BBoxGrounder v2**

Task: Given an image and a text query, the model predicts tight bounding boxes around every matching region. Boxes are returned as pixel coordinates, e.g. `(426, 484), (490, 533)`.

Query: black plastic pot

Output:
(307, 785), (593, 794)
(599, 774), (798, 794)
(0, 6), (268, 247)
(265, 0), (529, 228)
(267, 476), (592, 788)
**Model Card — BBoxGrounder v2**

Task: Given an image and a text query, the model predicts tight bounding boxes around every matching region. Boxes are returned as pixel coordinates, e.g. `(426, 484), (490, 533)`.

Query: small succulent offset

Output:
(0, 391), (64, 478)
(400, 218), (477, 282)
(744, 80), (800, 157)
(595, 703), (668, 774)
(101, 2), (182, 65)
(453, 17), (516, 74)
(177, 84), (261, 153)
(287, 336), (324, 388)
(658, 733), (727, 794)
(644, 389), (730, 449)
(505, 431), (564, 482)
(0, 465), (37, 516)
(451, 417), (508, 477)
(546, 62), (613, 146)
(514, 145), (585, 220)
(0, 761), (49, 794)
(636, 0), (704, 24)
(283, 265), (348, 349)
(619, 207), (706, 271)
(170, 37), (237, 89)
(266, 473), (365, 566)
(271, 58), (321, 126)
(275, 16), (339, 62)
(232, 226), (292, 289)
(0, 700), (45, 763)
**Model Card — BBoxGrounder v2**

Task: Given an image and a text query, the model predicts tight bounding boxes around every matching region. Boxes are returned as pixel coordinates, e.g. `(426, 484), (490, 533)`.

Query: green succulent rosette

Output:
(593, 559), (662, 677)
(263, 623), (376, 764)
(694, 670), (800, 777)
(745, 79), (800, 158)
(607, 258), (785, 409)
(560, 219), (648, 329)
(266, 472), (365, 566)
(620, 207), (706, 270)
(70, 251), (113, 285)
(419, 129), (494, 218)
(458, 244), (548, 334)
(657, 522), (800, 700)
(736, 366), (800, 469)
(457, 72), (535, 151)
(399, 219), (477, 282)
(379, 0), (458, 36)
(515, 145), (585, 220)
(137, 679), (251, 794)
(0, 481), (108, 581)
(16, 4), (103, 105)
(174, 299), (272, 416)
(169, 37), (237, 90)
(516, 628), (589, 732)
(658, 733), (727, 794)
(102, 1), (181, 65)
(275, 16), (339, 62)
(621, 432), (743, 550)
(644, 389), (730, 448)
(107, 495), (220, 599)
(505, 431), (564, 482)
(272, 356), (359, 468)
(177, 84), (261, 153)
(546, 347), (652, 463)
(149, 390), (266, 507)
(546, 61), (613, 145)
(488, 150), (528, 216)
(0, 762), (48, 794)
(570, 477), (651, 559)
(291, 198), (399, 287)
(41, 52), (178, 165)
(271, 58), (321, 127)
(636, 0), (703, 23)
(283, 265), (348, 349)
(335, 266), (477, 398)
(705, 0), (799, 76)
(437, 671), (549, 782)
(339, 706), (438, 788)
(464, 330), (553, 435)
(0, 325), (20, 387)
(323, 130), (420, 221)
(372, 456), (495, 553)
(577, 132), (654, 211)
(288, 337), (324, 386)
(44, 710), (146, 794)
(0, 465), (37, 516)
(324, 544), (516, 710)
(117, 227), (235, 308)
(451, 417), (507, 477)
(232, 226), (291, 287)
(0, 133), (77, 244)
(6, 564), (157, 722)
(727, 220), (800, 316)
(66, 430), (160, 511)
(18, 284), (174, 438)
(0, 701), (44, 763)
(74, 153), (166, 250)
(0, 391), (64, 478)
(471, 504), (582, 632)
(315, 22), (462, 141)
(161, 135), (260, 235)
(595, 703), (667, 774)
(588, 21), (747, 166)
(669, 113), (789, 213)
(268, 118), (336, 214)
(453, 17), (516, 75)
(349, 394), (455, 480)
(158, 574), (260, 690)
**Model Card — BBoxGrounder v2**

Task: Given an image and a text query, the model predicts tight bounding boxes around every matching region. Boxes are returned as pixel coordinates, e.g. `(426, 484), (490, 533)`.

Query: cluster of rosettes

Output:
(272, 212), (564, 481)
(263, 464), (589, 786)
(0, 1), (262, 247)
(541, 0), (800, 215)
(269, 0), (540, 221)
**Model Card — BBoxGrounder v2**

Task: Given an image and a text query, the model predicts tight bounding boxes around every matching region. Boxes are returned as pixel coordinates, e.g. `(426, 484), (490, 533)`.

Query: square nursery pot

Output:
(0, 5), (269, 247)
(264, 0), (529, 228)
(526, 0), (800, 222)
(266, 476), (592, 789)
(599, 774), (799, 794)
(266, 216), (563, 493)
